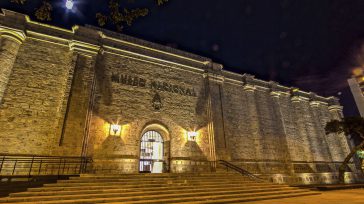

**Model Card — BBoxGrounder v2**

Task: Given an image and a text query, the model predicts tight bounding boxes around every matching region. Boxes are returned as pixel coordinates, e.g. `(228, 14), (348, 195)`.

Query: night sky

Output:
(1, 0), (364, 116)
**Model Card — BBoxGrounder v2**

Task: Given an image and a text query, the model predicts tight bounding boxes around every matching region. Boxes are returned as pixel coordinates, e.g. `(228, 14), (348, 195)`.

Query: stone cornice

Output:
(90, 25), (211, 65)
(0, 9), (341, 106)
(310, 101), (329, 107)
(203, 63), (224, 83)
(203, 72), (225, 84)
(222, 70), (338, 104)
(69, 40), (100, 57)
(291, 96), (310, 103)
(0, 9), (210, 72)
(101, 45), (205, 74)
(270, 91), (281, 98)
(243, 84), (256, 92)
(0, 25), (26, 44)
(328, 105), (343, 112)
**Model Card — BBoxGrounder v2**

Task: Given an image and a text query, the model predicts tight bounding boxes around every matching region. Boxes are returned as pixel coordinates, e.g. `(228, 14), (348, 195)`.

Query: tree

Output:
(34, 0), (52, 21)
(325, 116), (364, 184)
(96, 0), (149, 32)
(10, 0), (169, 31)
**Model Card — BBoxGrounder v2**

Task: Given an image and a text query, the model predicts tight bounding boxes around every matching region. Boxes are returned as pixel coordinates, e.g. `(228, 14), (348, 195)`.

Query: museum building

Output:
(0, 10), (360, 184)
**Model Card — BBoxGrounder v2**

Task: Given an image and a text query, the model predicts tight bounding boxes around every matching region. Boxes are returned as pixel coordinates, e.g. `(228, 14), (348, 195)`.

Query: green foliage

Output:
(96, 13), (108, 27)
(325, 116), (364, 184)
(9, 0), (170, 29)
(10, 0), (26, 4)
(325, 116), (364, 138)
(357, 150), (364, 159)
(12, 0), (53, 21)
(35, 1), (52, 21)
(97, 0), (149, 31)
(156, 0), (169, 6)
(123, 8), (149, 26)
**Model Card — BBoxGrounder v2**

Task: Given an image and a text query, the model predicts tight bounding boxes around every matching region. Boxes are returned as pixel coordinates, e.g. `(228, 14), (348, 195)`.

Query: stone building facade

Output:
(0, 10), (360, 184)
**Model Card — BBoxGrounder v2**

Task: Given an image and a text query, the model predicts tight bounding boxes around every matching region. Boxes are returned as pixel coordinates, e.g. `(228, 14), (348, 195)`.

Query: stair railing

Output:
(219, 160), (266, 182)
(0, 154), (93, 180)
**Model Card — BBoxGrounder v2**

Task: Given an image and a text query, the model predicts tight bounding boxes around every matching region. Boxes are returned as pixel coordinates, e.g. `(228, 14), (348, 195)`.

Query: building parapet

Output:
(222, 70), (335, 104)
(0, 9), (339, 106)
(0, 9), (210, 72)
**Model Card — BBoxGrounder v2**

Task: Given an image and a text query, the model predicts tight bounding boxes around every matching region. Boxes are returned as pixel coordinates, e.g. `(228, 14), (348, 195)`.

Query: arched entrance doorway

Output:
(139, 130), (164, 173)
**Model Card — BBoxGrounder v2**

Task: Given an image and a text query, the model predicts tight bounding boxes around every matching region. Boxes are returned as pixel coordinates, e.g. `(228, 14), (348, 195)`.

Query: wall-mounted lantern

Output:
(187, 131), (198, 141)
(109, 124), (122, 136)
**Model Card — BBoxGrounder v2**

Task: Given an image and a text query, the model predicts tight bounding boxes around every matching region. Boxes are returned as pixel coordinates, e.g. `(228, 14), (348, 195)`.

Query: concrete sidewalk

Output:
(247, 189), (364, 204)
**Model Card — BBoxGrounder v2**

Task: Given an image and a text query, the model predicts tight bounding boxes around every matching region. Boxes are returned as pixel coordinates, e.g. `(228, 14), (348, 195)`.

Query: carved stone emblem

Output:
(152, 92), (163, 111)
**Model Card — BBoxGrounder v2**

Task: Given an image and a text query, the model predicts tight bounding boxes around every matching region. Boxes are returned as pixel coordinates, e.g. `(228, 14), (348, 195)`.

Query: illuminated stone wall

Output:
(222, 71), (352, 174)
(0, 10), (357, 179)
(0, 35), (23, 103)
(0, 36), (74, 155)
(86, 53), (211, 173)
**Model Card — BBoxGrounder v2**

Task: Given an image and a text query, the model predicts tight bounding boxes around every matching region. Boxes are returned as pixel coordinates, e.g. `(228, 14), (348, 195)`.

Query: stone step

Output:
(66, 175), (250, 179)
(176, 192), (320, 204)
(43, 179), (259, 187)
(1, 186), (303, 202)
(58, 176), (255, 183)
(0, 188), (310, 203)
(121, 192), (320, 204)
(79, 173), (240, 177)
(10, 184), (291, 197)
(71, 173), (249, 178)
(2, 189), (312, 204)
(114, 191), (319, 204)
(76, 174), (242, 180)
(27, 182), (285, 192)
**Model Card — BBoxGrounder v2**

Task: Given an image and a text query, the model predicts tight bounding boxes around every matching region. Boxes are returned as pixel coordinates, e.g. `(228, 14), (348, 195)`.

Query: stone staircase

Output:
(0, 173), (319, 203)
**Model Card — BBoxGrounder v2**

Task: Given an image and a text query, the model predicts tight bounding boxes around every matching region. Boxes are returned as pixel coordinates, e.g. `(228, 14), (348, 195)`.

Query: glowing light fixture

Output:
(109, 124), (122, 136)
(352, 68), (363, 77)
(359, 76), (364, 83)
(65, 0), (74, 10)
(187, 131), (198, 141)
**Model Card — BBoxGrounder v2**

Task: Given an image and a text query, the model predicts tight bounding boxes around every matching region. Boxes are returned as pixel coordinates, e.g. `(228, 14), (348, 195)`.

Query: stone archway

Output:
(139, 123), (170, 173)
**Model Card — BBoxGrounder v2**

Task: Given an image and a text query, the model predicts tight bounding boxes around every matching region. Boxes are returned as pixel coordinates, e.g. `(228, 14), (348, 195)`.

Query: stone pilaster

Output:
(0, 27), (25, 103)
(290, 90), (314, 162)
(296, 94), (328, 164)
(58, 38), (100, 157)
(204, 63), (229, 165)
(308, 98), (333, 162)
(242, 75), (264, 165)
(268, 82), (292, 174)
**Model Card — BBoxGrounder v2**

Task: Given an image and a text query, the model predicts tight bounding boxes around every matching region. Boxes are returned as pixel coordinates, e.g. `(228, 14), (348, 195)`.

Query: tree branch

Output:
(338, 140), (364, 183)
(96, 0), (149, 32)
(156, 0), (169, 6)
(35, 0), (52, 21)
(10, 0), (26, 4)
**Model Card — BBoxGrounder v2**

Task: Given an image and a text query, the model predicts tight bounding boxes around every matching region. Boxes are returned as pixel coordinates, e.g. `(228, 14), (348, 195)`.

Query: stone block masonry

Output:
(0, 9), (359, 183)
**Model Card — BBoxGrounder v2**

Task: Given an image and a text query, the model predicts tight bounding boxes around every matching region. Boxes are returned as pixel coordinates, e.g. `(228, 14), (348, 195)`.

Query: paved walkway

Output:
(248, 189), (364, 204)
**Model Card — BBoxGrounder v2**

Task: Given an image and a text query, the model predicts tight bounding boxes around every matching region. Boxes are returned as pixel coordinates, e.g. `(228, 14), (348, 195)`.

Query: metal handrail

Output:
(218, 160), (267, 182)
(0, 154), (93, 179)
